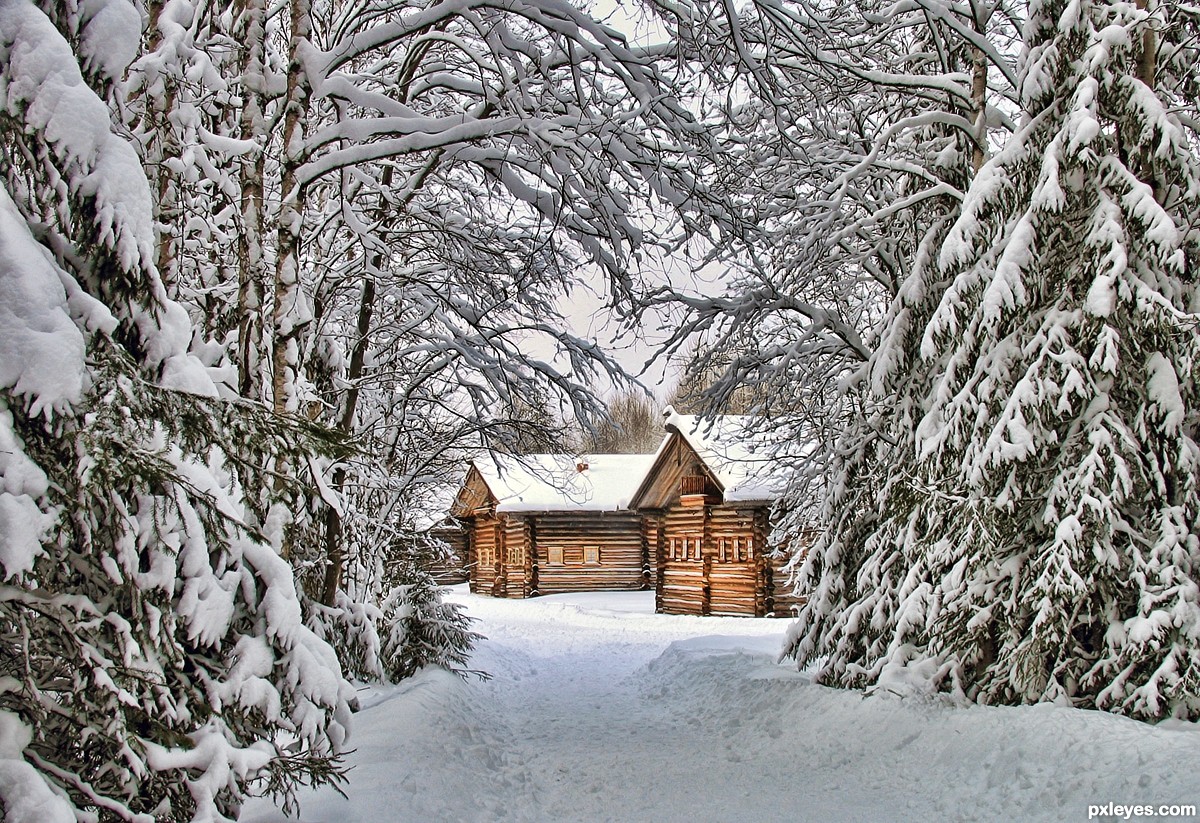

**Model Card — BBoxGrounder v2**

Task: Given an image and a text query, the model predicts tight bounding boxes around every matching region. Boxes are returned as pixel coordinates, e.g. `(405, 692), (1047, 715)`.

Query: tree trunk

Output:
(235, 0), (268, 401)
(271, 0), (313, 416)
(1134, 0), (1160, 202)
(970, 45), (987, 173)
(321, 278), (376, 605)
(1136, 0), (1156, 89)
(143, 0), (181, 287)
(969, 5), (989, 174)
(318, 149), (444, 602)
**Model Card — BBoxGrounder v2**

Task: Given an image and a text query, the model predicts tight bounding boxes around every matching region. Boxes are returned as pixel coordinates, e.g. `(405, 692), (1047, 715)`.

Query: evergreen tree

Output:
(788, 0), (1200, 720)
(0, 1), (352, 817)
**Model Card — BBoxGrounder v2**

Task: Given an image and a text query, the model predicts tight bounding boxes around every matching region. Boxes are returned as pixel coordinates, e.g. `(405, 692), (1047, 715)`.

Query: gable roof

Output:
(631, 407), (786, 507)
(466, 452), (657, 513)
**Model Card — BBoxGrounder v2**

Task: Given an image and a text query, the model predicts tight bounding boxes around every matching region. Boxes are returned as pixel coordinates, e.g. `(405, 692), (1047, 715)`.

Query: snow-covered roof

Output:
(661, 407), (786, 502)
(472, 453), (657, 513)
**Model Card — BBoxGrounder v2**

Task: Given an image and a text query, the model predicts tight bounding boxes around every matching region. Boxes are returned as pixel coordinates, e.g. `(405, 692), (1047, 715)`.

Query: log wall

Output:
(504, 517), (530, 598)
(768, 551), (805, 617)
(467, 516), (504, 596)
(766, 527), (815, 617)
(652, 501), (791, 617)
(466, 511), (646, 598)
(531, 511), (646, 594)
(426, 527), (469, 584)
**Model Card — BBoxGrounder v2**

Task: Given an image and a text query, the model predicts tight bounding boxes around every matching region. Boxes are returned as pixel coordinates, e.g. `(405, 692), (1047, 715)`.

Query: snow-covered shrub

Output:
(378, 569), (482, 682)
(0, 0), (352, 818)
(304, 540), (481, 685)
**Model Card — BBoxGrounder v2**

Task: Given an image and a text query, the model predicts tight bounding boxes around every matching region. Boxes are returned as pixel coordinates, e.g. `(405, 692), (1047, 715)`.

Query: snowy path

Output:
(242, 588), (1200, 823)
(451, 593), (795, 823)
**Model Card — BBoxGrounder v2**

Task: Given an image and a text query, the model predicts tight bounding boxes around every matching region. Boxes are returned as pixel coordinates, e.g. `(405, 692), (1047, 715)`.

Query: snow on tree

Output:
(125, 0), (256, 394)
(185, 0), (744, 676)
(579, 390), (663, 454)
(0, 1), (353, 818)
(98, 0), (736, 696)
(634, 0), (1022, 528)
(787, 0), (1200, 720)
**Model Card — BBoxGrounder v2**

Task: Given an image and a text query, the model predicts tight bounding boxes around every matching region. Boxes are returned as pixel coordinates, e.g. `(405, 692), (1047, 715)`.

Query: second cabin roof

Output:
(472, 452), (657, 513)
(631, 407), (788, 506)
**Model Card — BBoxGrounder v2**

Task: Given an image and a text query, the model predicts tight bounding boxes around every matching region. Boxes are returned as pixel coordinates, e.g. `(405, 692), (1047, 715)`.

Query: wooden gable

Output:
(632, 420), (803, 618)
(629, 432), (721, 511)
(451, 465), (496, 517)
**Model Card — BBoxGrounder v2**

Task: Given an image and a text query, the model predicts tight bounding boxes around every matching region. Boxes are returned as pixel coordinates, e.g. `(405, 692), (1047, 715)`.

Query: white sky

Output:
(533, 0), (728, 405)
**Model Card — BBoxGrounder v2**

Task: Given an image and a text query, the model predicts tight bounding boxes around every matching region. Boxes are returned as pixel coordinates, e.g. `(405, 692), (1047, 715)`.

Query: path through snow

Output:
(242, 588), (1200, 822)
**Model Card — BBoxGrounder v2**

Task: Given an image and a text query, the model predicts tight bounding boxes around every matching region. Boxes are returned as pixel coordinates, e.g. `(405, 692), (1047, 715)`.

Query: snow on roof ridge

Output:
(473, 451), (659, 512)
(662, 408), (784, 502)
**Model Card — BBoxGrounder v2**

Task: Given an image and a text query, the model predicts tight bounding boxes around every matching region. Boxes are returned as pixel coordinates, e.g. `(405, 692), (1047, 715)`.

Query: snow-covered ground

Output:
(242, 587), (1200, 822)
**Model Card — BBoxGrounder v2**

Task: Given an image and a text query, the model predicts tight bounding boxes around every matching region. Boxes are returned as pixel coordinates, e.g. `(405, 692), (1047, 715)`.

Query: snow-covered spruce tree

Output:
(0, 1), (352, 818)
(788, 0), (1200, 719)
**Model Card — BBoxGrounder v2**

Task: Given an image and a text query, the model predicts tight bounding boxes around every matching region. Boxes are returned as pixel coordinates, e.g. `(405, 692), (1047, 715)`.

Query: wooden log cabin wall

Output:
(451, 454), (655, 598)
(424, 525), (470, 585)
(632, 410), (806, 618)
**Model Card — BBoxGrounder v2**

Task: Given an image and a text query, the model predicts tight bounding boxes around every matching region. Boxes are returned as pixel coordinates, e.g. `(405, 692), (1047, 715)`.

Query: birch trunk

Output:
(272, 0), (313, 415)
(970, 5), (989, 174)
(235, 0), (268, 401)
(1136, 0), (1156, 89)
(143, 0), (181, 287)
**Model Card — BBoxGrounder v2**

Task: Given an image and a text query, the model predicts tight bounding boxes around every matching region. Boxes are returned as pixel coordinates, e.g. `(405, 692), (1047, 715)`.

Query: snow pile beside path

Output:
(637, 640), (1200, 823)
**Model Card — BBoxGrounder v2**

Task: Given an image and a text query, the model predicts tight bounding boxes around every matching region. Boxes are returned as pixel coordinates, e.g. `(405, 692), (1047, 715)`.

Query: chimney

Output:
(576, 461), (589, 473)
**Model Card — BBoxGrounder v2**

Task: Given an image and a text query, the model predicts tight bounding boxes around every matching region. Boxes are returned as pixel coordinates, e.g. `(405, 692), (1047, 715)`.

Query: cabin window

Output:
(735, 537), (753, 562)
(583, 545), (600, 564)
(547, 546), (564, 566)
(669, 537), (702, 561)
(716, 537), (755, 562)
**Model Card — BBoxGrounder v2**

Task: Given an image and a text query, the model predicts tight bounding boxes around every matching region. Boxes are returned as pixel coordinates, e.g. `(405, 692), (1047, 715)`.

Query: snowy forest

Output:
(2, 0), (1199, 817)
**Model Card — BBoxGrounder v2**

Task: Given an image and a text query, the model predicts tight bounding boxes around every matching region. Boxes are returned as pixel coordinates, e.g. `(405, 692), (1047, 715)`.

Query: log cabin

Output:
(452, 453), (656, 598)
(630, 408), (805, 617)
